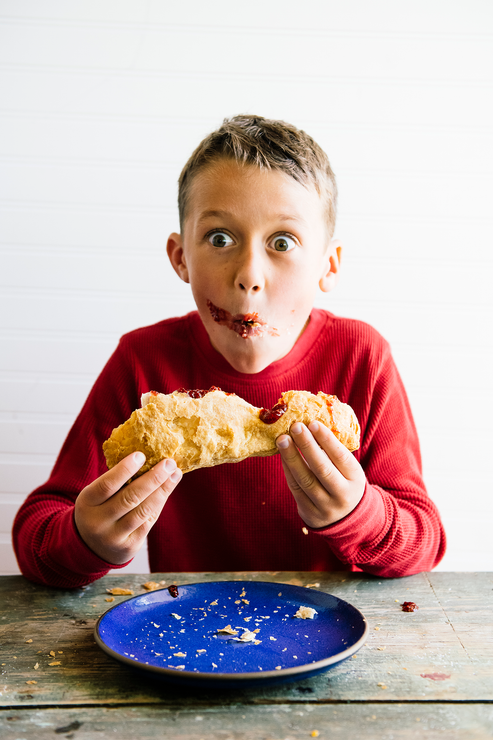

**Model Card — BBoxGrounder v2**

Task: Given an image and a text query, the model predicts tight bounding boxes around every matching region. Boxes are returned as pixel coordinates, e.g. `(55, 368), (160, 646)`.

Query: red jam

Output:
(168, 585), (179, 598)
(206, 299), (278, 338)
(259, 401), (288, 424)
(401, 601), (418, 612)
(176, 386), (222, 398)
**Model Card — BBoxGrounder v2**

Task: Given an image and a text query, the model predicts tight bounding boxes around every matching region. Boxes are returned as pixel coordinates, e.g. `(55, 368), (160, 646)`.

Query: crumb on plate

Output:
(294, 606), (317, 620)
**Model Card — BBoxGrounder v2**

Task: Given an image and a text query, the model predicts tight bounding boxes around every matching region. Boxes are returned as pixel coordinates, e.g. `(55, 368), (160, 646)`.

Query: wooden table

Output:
(0, 571), (492, 738)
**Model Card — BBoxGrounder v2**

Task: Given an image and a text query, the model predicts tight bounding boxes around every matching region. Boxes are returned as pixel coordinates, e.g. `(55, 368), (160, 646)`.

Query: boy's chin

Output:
(211, 333), (291, 374)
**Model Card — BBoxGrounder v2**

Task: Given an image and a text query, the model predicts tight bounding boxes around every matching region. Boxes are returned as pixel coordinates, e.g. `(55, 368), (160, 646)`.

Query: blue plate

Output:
(95, 581), (368, 687)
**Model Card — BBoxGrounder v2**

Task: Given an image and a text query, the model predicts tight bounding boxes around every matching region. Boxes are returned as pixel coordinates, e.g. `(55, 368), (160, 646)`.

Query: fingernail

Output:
(170, 469), (182, 483)
(277, 436), (290, 449)
(309, 421), (319, 433)
(134, 451), (145, 466)
(291, 422), (303, 435)
(164, 458), (177, 473)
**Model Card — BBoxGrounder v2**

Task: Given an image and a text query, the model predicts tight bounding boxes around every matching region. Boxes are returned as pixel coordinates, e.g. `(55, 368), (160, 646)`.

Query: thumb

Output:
(80, 452), (146, 506)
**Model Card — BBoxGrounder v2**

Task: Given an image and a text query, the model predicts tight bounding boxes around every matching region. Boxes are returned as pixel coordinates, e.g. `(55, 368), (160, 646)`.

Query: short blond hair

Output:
(178, 114), (338, 237)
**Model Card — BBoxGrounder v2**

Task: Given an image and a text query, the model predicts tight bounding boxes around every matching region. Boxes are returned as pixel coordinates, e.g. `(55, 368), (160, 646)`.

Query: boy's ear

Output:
(166, 232), (190, 284)
(319, 239), (342, 293)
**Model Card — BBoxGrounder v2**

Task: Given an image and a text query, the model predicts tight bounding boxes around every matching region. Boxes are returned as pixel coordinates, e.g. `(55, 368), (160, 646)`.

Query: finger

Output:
(307, 421), (362, 481)
(107, 458), (179, 521)
(277, 432), (325, 502)
(290, 423), (347, 497)
(279, 454), (319, 514)
(118, 489), (168, 543)
(80, 452), (146, 506)
(116, 465), (182, 538)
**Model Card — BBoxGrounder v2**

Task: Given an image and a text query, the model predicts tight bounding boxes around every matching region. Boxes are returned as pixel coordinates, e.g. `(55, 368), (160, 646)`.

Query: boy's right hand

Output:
(74, 452), (182, 565)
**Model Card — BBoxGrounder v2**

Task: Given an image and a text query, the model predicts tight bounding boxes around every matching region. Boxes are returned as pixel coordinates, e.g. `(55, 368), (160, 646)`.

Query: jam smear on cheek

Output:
(259, 401), (288, 424)
(168, 585), (179, 598)
(206, 299), (278, 338)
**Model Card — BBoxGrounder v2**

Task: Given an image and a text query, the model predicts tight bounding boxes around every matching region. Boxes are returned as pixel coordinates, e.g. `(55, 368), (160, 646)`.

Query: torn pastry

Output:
(103, 387), (360, 477)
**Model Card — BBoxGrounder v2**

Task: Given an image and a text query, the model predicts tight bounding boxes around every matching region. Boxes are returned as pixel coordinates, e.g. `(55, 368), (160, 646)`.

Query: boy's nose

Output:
(234, 245), (266, 294)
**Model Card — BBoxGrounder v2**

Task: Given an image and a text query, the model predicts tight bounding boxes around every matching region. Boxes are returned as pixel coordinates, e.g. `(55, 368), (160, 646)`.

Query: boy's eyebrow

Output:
(196, 210), (308, 226)
(197, 209), (231, 223)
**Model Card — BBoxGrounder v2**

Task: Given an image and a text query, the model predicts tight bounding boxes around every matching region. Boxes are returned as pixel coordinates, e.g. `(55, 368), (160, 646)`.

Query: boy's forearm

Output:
(308, 481), (446, 578)
(12, 495), (129, 588)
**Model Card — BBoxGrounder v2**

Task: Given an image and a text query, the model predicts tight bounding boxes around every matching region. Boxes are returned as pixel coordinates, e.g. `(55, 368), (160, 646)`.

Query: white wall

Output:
(1, 0), (492, 575)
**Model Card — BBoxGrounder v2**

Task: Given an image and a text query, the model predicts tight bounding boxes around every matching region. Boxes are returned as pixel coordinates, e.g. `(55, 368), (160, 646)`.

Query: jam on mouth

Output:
(206, 300), (279, 338)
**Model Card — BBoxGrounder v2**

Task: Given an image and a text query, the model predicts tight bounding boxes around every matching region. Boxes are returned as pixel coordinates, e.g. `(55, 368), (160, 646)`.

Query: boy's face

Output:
(167, 159), (341, 374)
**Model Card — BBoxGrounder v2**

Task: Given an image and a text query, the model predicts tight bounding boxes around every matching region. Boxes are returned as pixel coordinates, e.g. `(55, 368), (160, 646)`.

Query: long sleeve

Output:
(12, 339), (141, 587)
(309, 341), (446, 577)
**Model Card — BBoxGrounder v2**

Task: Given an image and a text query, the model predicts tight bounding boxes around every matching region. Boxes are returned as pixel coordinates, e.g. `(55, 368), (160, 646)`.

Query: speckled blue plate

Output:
(95, 581), (368, 687)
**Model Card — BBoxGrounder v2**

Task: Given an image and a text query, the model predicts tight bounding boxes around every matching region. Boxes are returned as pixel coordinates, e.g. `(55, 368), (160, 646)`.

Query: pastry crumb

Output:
(142, 581), (161, 591)
(216, 625), (238, 635)
(105, 597), (114, 602)
(25, 680), (37, 685)
(294, 606), (317, 620)
(106, 587), (134, 595)
(302, 527), (309, 535)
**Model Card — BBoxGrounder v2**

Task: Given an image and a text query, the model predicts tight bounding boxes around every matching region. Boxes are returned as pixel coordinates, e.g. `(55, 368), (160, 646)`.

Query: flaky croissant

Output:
(102, 387), (360, 476)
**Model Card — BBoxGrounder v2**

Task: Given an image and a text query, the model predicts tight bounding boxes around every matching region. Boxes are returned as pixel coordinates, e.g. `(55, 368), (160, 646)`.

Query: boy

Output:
(13, 115), (446, 587)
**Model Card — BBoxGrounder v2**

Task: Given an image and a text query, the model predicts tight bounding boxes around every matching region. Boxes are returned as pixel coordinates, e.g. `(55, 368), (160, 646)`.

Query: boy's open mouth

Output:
(206, 300), (279, 339)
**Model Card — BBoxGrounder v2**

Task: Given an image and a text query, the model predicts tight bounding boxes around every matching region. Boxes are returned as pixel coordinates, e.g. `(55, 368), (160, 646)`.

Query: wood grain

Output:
(1, 703), (492, 740)
(1, 572), (491, 708)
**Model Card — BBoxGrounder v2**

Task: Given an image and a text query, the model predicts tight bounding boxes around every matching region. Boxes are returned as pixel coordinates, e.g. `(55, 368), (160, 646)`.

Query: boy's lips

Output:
(206, 299), (279, 338)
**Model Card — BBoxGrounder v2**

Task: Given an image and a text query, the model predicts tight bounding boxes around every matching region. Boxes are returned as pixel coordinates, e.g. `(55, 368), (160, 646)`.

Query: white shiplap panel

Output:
(0, 494), (26, 534)
(0, 376), (93, 415)
(0, 0), (491, 34)
(0, 419), (72, 456)
(432, 518), (493, 571)
(0, 207), (178, 249)
(0, 459), (54, 494)
(1, 21), (492, 82)
(0, 335), (119, 374)
(2, 116), (492, 176)
(3, 162), (492, 221)
(1, 69), (491, 127)
(0, 535), (20, 575)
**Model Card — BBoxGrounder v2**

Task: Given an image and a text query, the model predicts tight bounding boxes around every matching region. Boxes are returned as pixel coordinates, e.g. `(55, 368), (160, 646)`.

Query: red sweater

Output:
(13, 309), (446, 587)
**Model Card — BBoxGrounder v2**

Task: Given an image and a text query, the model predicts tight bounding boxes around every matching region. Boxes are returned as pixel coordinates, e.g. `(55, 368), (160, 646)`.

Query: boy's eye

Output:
(208, 231), (234, 248)
(271, 235), (296, 252)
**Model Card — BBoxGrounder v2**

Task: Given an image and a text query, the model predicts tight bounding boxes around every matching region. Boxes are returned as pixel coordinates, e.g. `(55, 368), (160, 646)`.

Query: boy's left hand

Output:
(276, 421), (366, 529)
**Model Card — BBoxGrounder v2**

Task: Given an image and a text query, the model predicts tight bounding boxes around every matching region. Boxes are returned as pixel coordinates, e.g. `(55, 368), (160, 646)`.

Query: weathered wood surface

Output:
(1, 572), (492, 709)
(1, 703), (492, 740)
